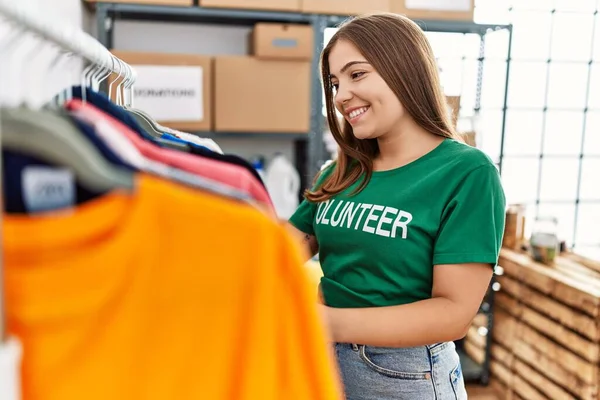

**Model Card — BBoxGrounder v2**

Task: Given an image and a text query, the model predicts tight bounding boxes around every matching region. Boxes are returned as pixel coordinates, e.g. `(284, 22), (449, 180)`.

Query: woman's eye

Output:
(331, 83), (339, 92)
(351, 72), (365, 79)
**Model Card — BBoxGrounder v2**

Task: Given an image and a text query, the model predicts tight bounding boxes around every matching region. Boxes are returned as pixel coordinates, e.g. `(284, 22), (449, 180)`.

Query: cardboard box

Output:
(301, 0), (390, 15)
(85, 0), (192, 6)
(251, 23), (313, 61)
(390, 0), (474, 21)
(214, 57), (310, 133)
(199, 0), (300, 12)
(109, 51), (213, 132)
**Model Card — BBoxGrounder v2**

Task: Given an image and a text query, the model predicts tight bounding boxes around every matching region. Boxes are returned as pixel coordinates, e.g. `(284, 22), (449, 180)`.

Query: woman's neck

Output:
(374, 121), (446, 172)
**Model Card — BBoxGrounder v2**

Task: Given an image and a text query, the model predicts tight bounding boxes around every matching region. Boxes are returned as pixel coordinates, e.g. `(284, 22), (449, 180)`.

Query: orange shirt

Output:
(4, 174), (341, 400)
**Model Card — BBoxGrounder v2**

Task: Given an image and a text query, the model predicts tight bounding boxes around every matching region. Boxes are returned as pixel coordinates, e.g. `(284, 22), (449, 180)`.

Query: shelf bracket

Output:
(307, 14), (328, 182)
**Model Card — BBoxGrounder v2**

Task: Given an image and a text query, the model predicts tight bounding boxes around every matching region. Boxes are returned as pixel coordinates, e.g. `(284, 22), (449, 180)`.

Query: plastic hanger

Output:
(110, 59), (164, 139)
(116, 59), (191, 143)
(70, 64), (250, 202)
(105, 58), (190, 152)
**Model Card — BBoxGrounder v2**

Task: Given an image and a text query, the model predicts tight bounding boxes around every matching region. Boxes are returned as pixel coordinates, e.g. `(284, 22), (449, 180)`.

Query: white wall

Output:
(0, 0), (84, 107)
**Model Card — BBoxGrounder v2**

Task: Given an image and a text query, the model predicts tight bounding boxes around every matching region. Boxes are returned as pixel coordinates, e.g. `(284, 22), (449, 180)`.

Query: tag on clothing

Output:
(22, 166), (75, 213)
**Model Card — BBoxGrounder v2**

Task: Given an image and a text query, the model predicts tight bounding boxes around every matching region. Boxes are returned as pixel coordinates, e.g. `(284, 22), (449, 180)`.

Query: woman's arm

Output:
(323, 262), (493, 347)
(286, 224), (319, 259)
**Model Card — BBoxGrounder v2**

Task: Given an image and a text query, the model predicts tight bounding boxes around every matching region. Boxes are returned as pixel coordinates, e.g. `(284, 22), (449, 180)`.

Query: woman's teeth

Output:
(349, 107), (369, 118)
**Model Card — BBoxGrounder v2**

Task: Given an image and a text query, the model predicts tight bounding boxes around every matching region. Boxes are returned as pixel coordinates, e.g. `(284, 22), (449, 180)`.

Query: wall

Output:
(0, 0), (84, 107)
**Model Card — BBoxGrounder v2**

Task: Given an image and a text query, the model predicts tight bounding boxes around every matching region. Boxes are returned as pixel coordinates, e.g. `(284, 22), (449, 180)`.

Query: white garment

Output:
(161, 127), (224, 154)
(265, 154), (300, 220)
(0, 337), (23, 400)
(320, 159), (334, 171)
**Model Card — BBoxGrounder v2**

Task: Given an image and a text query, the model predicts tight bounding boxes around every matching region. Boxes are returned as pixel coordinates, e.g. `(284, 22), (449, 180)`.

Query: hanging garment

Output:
(66, 107), (250, 204)
(187, 142), (267, 189)
(1, 107), (135, 214)
(71, 86), (155, 141)
(4, 173), (342, 400)
(265, 154), (300, 220)
(70, 87), (267, 189)
(160, 133), (214, 153)
(161, 128), (224, 154)
(66, 99), (274, 212)
(163, 132), (266, 188)
(3, 150), (107, 213)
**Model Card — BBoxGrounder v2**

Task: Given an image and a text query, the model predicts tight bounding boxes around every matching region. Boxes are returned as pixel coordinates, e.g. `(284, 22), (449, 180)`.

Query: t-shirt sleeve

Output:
(288, 163), (335, 236)
(433, 164), (506, 266)
(289, 198), (317, 235)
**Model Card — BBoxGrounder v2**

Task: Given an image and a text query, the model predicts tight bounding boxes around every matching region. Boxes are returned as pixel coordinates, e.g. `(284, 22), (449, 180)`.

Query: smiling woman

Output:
(287, 12), (506, 400)
(311, 13), (461, 202)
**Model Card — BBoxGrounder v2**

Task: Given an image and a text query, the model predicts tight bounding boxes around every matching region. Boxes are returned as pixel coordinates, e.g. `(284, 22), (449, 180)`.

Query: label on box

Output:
(405, 0), (470, 12)
(132, 65), (204, 122)
(272, 38), (299, 49)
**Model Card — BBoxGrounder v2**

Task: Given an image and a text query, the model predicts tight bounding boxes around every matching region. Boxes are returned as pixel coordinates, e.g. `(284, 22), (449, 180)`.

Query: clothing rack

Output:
(0, 0), (135, 343)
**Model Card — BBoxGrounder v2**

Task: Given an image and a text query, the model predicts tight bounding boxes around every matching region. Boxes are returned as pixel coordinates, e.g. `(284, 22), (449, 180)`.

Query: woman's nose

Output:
(335, 84), (353, 106)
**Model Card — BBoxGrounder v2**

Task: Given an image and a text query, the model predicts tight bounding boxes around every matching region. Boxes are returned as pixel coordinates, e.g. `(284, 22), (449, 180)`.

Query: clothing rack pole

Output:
(0, 1), (122, 73)
(0, 77), (3, 344)
(0, 0), (134, 342)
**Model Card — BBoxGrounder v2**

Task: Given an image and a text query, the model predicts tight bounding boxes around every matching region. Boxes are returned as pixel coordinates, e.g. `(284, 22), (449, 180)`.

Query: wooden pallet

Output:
(464, 248), (600, 400)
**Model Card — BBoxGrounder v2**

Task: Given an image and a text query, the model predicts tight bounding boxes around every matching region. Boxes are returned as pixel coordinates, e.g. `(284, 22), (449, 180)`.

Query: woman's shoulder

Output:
(444, 139), (497, 173)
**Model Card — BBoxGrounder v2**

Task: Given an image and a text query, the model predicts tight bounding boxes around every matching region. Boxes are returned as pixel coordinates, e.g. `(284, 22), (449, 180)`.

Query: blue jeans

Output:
(335, 341), (468, 400)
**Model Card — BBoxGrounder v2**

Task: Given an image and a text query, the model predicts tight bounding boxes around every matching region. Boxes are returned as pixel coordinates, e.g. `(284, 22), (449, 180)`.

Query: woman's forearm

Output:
(326, 297), (473, 347)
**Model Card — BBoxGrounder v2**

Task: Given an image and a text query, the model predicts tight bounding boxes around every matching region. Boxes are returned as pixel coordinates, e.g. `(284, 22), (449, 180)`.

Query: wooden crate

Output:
(471, 248), (600, 400)
(464, 313), (488, 366)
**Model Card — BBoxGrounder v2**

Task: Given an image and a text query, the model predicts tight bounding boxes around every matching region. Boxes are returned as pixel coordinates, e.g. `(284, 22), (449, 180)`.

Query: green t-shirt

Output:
(289, 138), (506, 308)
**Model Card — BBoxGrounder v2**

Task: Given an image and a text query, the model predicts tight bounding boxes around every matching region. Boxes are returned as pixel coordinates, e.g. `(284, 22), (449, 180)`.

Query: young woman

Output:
(288, 13), (506, 400)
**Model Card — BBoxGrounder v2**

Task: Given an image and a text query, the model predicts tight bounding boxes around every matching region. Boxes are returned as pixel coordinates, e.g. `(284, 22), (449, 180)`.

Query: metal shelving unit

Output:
(191, 131), (309, 140)
(91, 2), (322, 188)
(90, 2), (512, 385)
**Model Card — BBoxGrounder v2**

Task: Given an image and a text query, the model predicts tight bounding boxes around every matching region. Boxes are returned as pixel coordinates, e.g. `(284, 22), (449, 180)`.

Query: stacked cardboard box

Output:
(85, 0), (192, 6)
(390, 0), (474, 22)
(107, 22), (313, 134)
(198, 0), (474, 20)
(85, 0), (475, 21)
(301, 0), (390, 15)
(214, 23), (313, 133)
(214, 56), (311, 133)
(199, 0), (300, 12)
(464, 248), (600, 399)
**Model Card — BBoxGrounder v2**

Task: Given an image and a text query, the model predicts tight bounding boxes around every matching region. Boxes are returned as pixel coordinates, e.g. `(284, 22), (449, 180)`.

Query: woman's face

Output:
(328, 39), (406, 140)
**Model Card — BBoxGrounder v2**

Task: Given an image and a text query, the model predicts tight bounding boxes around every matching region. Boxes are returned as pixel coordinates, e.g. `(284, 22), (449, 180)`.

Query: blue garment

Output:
(70, 86), (154, 141)
(2, 150), (103, 214)
(70, 87), (219, 149)
(70, 87), (213, 152)
(335, 341), (467, 400)
(69, 115), (134, 171)
(3, 116), (134, 214)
